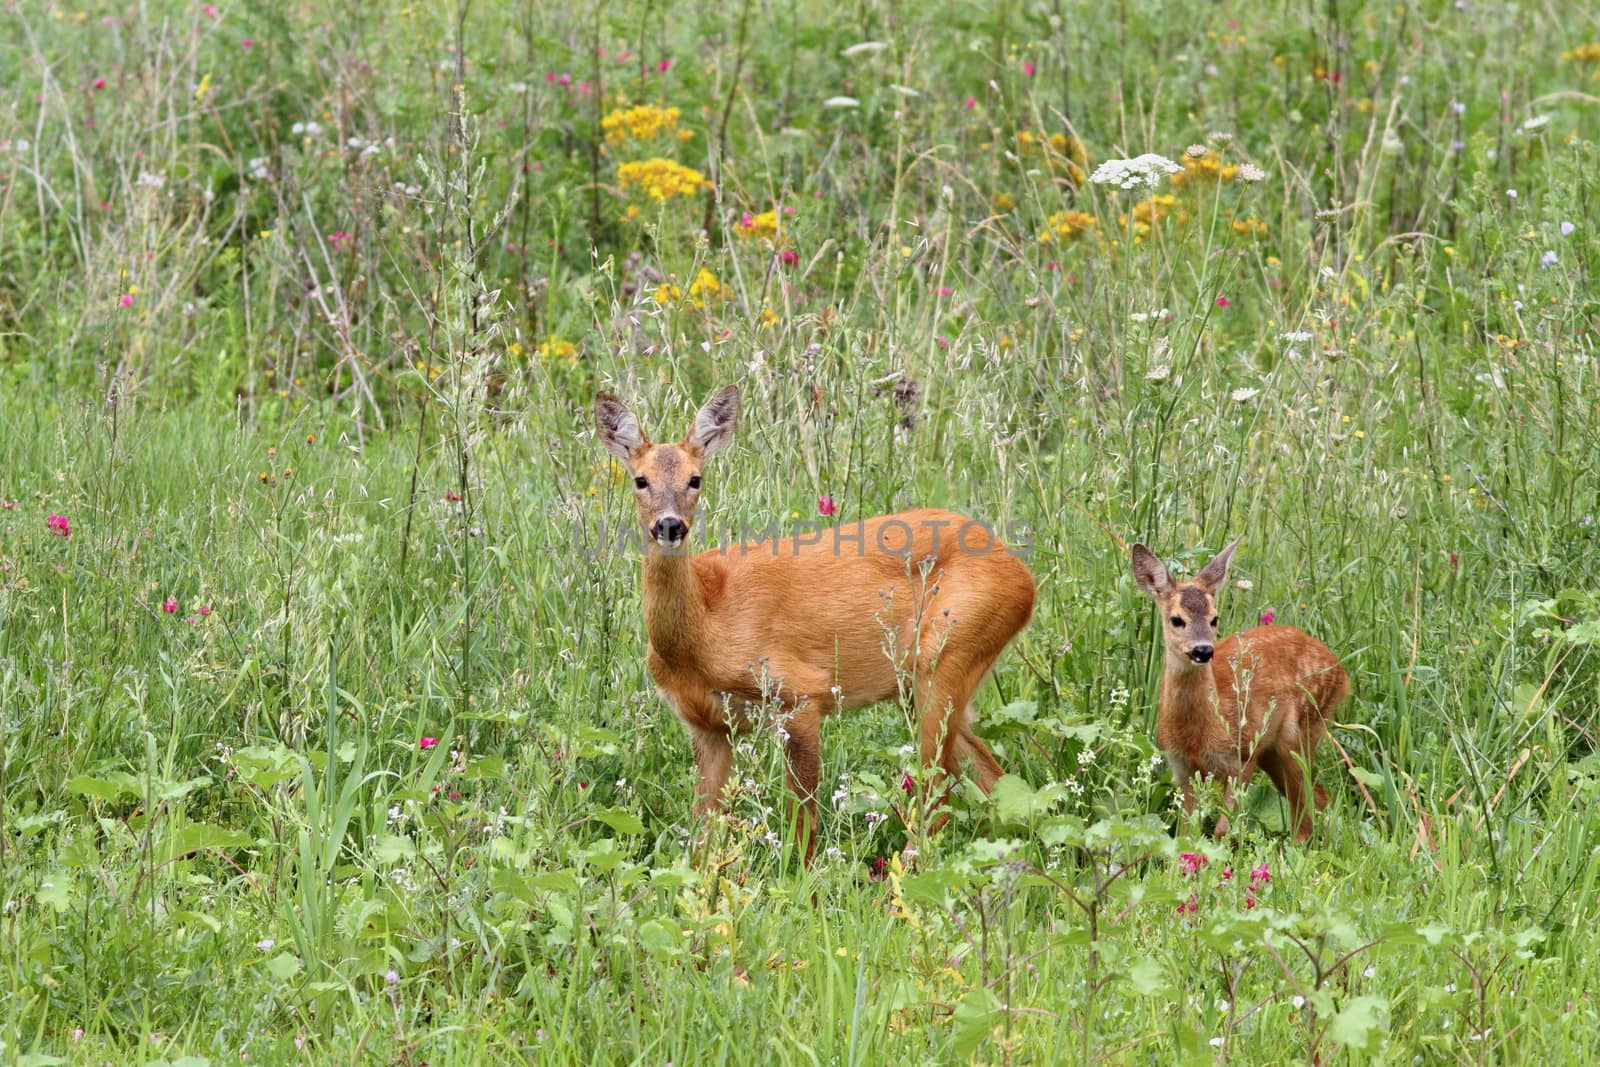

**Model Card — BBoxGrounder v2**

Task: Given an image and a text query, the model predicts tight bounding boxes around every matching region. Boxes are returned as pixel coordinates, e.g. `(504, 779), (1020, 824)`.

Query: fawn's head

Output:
(1130, 539), (1241, 667)
(593, 386), (739, 550)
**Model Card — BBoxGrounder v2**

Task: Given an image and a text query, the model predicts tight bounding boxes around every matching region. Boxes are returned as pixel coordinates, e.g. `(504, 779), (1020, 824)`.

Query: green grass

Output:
(2, 0), (1599, 1062)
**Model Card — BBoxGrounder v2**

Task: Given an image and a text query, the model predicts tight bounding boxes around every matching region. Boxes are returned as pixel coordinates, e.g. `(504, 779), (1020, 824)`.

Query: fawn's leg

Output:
(782, 709), (822, 865)
(1259, 749), (1315, 844)
(688, 725), (734, 816)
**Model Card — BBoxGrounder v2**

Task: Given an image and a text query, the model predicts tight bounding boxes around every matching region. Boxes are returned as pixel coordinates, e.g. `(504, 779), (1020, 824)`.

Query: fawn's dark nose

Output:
(1189, 645), (1214, 664)
(651, 516), (688, 546)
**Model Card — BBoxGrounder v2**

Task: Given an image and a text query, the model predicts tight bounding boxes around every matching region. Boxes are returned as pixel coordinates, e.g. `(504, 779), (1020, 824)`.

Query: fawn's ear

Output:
(595, 392), (648, 462)
(1130, 544), (1172, 599)
(1194, 538), (1241, 592)
(685, 385), (739, 458)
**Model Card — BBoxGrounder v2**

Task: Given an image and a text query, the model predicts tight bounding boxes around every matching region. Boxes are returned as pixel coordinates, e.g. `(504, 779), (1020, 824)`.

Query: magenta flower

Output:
(901, 770), (915, 794)
(198, 604), (213, 617)
(162, 596), (178, 613)
(1251, 861), (1270, 883)
(657, 58), (672, 73)
(118, 294), (134, 308)
(93, 77), (106, 90)
(327, 230), (353, 250)
(241, 38), (253, 49)
(964, 96), (976, 109)
(1022, 60), (1036, 76)
(2, 500), (15, 510)
(202, 4), (218, 15)
(46, 514), (70, 538)
(1214, 295), (1231, 307)
(1178, 851), (1208, 875)
(817, 494), (838, 517)
(419, 736), (439, 751)
(1259, 610), (1275, 625)
(934, 286), (954, 296)
(778, 249), (799, 268)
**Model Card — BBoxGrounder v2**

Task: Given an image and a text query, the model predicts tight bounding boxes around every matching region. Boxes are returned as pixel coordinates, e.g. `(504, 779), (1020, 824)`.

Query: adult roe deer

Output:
(1130, 539), (1349, 844)
(593, 385), (1036, 862)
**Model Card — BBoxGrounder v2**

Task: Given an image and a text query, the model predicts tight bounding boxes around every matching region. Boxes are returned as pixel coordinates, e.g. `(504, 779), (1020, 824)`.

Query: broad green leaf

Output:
(1328, 994), (1387, 1051)
(263, 953), (302, 981)
(594, 807), (645, 835)
(950, 987), (1003, 1058)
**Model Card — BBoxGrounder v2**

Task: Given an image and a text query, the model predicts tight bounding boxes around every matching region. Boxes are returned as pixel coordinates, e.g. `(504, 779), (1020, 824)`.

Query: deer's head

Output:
(594, 386), (739, 551)
(1130, 539), (1240, 667)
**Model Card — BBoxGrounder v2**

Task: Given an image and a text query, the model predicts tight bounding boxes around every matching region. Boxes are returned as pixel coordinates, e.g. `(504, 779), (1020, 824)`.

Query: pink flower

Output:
(203, 4), (218, 15)
(558, 73), (571, 87)
(934, 286), (954, 296)
(1214, 295), (1231, 307)
(162, 596), (178, 613)
(198, 604), (213, 617)
(657, 58), (672, 73)
(740, 211), (754, 229)
(1251, 861), (1271, 884)
(1220, 867), (1234, 881)
(1175, 893), (1198, 915)
(46, 514), (70, 538)
(92, 77), (106, 90)
(901, 771), (915, 793)
(1259, 610), (1274, 625)
(420, 736), (439, 751)
(817, 494), (838, 517)
(964, 96), (976, 109)
(779, 249), (799, 268)
(241, 38), (253, 49)
(1, 500), (15, 510)
(1178, 851), (1208, 875)
(119, 294), (134, 308)
(327, 230), (353, 250)
(1022, 61), (1036, 76)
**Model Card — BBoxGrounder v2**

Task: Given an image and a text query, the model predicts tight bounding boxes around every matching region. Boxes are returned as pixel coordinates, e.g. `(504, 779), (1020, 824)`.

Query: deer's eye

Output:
(1170, 616), (1183, 628)
(634, 476), (648, 490)
(1211, 616), (1220, 627)
(688, 475), (701, 490)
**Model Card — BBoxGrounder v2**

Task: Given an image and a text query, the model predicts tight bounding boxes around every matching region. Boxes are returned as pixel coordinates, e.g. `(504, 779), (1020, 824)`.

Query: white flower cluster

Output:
(1089, 153), (1181, 190)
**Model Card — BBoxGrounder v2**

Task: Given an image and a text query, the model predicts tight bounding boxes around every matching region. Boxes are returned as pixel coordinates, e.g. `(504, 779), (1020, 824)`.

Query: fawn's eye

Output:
(1211, 616), (1220, 627)
(688, 475), (701, 489)
(634, 476), (648, 490)
(1170, 616), (1183, 628)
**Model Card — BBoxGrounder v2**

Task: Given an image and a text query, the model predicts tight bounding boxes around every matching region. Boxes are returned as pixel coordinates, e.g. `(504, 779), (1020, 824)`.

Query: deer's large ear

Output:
(1194, 538), (1241, 592)
(685, 385), (739, 458)
(595, 392), (648, 461)
(1130, 544), (1172, 599)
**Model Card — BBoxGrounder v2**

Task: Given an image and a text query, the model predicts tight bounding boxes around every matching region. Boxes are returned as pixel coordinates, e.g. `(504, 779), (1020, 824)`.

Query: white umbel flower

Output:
(1088, 153), (1181, 190)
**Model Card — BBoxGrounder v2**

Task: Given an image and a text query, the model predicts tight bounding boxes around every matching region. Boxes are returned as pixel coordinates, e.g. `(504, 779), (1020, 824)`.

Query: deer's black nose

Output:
(651, 516), (688, 546)
(1189, 645), (1214, 664)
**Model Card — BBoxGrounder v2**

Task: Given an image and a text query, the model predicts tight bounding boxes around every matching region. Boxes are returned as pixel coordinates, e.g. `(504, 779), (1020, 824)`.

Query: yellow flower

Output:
(618, 158), (709, 200)
(1562, 43), (1600, 63)
(653, 283), (683, 305)
(688, 268), (725, 306)
(1171, 149), (1239, 186)
(195, 72), (212, 102)
(601, 104), (681, 144)
(1036, 209), (1096, 244)
(1231, 215), (1268, 239)
(412, 360), (442, 380)
(992, 192), (1015, 213)
(758, 307), (780, 330)
(734, 209), (781, 240)
(536, 336), (577, 366)
(507, 342), (525, 360)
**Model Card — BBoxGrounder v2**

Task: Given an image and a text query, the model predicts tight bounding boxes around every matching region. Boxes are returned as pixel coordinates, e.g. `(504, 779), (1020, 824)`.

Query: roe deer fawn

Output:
(1130, 539), (1349, 844)
(593, 386), (1036, 862)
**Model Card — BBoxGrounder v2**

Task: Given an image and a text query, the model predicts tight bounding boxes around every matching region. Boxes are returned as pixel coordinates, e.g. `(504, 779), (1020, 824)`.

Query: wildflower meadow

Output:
(2, 1), (1599, 1063)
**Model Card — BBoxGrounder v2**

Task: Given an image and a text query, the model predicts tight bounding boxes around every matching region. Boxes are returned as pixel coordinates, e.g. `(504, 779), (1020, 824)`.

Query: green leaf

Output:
(159, 823), (254, 864)
(64, 773), (140, 803)
(594, 807), (645, 835)
(1328, 994), (1387, 1052)
(1128, 956), (1171, 995)
(263, 953), (302, 981)
(372, 834), (418, 864)
(1349, 766), (1384, 788)
(525, 870), (582, 895)
(950, 987), (1003, 1058)
(16, 1055), (68, 1067)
